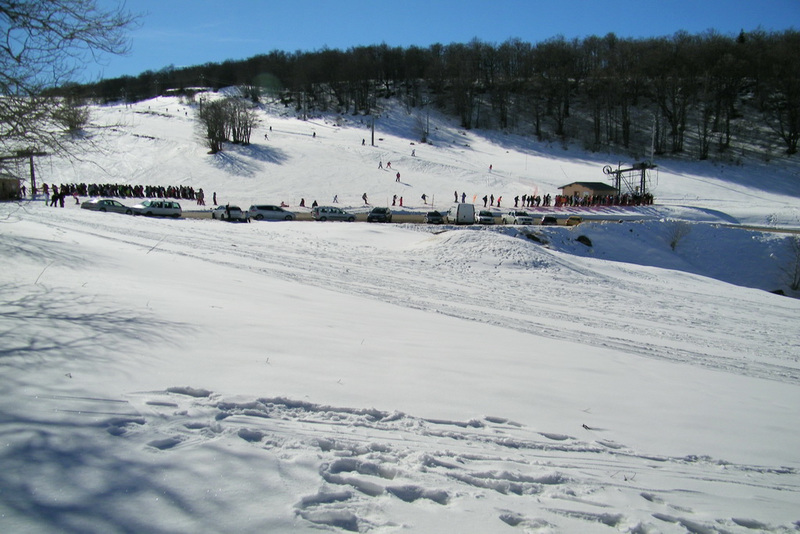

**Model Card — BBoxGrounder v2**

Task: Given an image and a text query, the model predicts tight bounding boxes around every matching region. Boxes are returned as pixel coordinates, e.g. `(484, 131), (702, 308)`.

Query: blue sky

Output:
(87, 0), (799, 81)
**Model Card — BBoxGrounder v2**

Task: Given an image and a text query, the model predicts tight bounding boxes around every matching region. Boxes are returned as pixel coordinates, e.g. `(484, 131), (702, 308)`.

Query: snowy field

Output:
(1, 95), (800, 533)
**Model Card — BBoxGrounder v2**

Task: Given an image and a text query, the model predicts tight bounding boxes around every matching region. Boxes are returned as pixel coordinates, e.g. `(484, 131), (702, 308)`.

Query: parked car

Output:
(540, 215), (558, 226)
(425, 211), (444, 224)
(367, 207), (392, 223)
(475, 210), (495, 224)
(502, 210), (534, 225)
(445, 203), (475, 224)
(212, 204), (248, 222)
(311, 206), (355, 222)
(80, 198), (132, 215)
(131, 200), (182, 218)
(248, 204), (295, 221)
(565, 216), (583, 226)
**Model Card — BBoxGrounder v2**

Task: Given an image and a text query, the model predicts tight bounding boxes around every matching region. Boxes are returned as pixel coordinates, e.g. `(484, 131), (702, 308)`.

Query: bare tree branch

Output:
(0, 0), (138, 159)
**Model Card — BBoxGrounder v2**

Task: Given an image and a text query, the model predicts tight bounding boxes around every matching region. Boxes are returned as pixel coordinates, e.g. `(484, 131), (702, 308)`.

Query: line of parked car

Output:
(425, 203), (582, 226)
(81, 198), (581, 226)
(81, 198), (183, 217)
(82, 199), (298, 222)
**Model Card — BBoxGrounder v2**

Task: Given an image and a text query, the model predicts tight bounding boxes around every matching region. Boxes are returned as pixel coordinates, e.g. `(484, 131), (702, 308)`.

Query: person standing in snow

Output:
(482, 195), (488, 207)
(213, 192), (217, 205)
(362, 193), (368, 205)
(421, 193), (427, 204)
(461, 192), (466, 203)
(392, 194), (397, 206)
(333, 194), (338, 203)
(454, 190), (458, 202)
(396, 172), (400, 182)
(378, 161), (383, 169)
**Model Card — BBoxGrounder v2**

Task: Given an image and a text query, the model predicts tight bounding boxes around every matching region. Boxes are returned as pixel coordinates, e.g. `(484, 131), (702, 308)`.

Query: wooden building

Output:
(559, 181), (618, 198)
(0, 174), (21, 201)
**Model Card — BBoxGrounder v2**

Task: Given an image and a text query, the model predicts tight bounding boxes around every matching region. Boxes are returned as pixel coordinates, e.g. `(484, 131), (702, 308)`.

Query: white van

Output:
(446, 203), (475, 225)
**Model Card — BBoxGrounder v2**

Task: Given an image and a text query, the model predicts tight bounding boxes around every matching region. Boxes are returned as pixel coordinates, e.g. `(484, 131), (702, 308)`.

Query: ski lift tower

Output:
(602, 161), (657, 197)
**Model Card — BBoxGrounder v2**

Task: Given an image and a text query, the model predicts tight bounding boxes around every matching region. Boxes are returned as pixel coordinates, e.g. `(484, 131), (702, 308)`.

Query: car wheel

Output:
(284, 215), (293, 221)
(347, 216), (355, 222)
(255, 214), (264, 221)
(125, 209), (132, 215)
(146, 211), (153, 216)
(172, 213), (180, 218)
(319, 216), (327, 221)
(99, 207), (107, 212)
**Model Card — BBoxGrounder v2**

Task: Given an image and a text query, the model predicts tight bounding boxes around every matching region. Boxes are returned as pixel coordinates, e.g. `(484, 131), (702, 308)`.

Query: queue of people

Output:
(553, 192), (654, 207)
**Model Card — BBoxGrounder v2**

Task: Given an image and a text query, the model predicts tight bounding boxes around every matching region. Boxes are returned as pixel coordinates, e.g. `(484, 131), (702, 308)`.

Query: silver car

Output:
(248, 204), (296, 221)
(212, 204), (248, 221)
(131, 200), (182, 217)
(311, 206), (355, 222)
(503, 210), (534, 225)
(475, 210), (495, 224)
(81, 198), (133, 215)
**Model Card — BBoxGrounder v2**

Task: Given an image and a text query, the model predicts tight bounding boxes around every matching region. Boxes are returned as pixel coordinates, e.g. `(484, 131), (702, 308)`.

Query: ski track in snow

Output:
(19, 206), (800, 387)
(7, 206), (799, 532)
(24, 386), (797, 533)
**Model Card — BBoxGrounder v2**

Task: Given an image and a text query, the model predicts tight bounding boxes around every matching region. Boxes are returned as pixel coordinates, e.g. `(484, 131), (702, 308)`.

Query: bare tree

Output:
(228, 98), (259, 145)
(0, 0), (137, 155)
(196, 97), (229, 154)
(665, 220), (692, 251)
(53, 95), (91, 133)
(196, 96), (259, 152)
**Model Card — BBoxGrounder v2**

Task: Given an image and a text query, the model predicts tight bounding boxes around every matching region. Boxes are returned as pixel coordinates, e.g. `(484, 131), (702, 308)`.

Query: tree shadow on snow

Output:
(209, 143), (289, 177)
(0, 278), (231, 531)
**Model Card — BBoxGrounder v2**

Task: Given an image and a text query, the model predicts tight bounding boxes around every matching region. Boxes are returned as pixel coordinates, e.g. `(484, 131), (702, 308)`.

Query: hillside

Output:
(36, 93), (800, 229)
(2, 93), (800, 533)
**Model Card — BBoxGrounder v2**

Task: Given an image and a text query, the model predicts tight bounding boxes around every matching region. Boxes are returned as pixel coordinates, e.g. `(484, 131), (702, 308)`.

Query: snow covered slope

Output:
(1, 96), (799, 533)
(36, 95), (800, 228)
